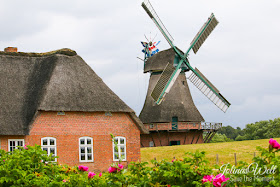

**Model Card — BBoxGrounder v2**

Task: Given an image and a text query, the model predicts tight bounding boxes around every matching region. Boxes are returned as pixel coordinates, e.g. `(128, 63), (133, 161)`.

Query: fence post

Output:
(254, 152), (256, 157)
(216, 154), (219, 165)
(234, 153), (237, 165)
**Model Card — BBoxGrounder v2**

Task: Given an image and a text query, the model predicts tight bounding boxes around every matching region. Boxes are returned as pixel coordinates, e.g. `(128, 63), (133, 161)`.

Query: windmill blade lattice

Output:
(142, 0), (174, 47)
(189, 13), (219, 54)
(151, 62), (181, 104)
(188, 68), (230, 112)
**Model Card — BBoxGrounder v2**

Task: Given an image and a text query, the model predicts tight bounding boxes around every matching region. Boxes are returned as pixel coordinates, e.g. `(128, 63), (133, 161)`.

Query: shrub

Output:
(1, 140), (280, 186)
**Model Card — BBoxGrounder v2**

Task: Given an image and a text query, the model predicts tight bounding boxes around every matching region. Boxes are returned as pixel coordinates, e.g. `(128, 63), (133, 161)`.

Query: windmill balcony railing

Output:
(146, 122), (222, 131)
(200, 122), (222, 130)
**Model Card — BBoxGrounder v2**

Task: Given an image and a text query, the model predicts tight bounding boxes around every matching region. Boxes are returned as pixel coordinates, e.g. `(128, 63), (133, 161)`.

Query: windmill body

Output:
(140, 48), (207, 147)
(140, 48), (221, 147)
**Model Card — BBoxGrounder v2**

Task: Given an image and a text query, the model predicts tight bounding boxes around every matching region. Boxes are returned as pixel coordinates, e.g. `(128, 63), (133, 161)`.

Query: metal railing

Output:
(200, 122), (222, 130)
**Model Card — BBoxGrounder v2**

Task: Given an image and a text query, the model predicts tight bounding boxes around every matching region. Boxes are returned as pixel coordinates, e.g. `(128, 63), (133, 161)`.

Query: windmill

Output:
(141, 0), (231, 112)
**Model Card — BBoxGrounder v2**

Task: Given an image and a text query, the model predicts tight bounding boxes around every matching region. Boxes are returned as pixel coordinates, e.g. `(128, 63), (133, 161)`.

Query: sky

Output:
(1, 0), (280, 128)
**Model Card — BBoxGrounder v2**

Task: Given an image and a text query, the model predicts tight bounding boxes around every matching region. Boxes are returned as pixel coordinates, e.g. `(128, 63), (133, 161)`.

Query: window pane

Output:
(121, 153), (125, 159)
(10, 141), (14, 146)
(114, 153), (119, 160)
(114, 147), (118, 152)
(10, 147), (14, 152)
(88, 154), (92, 160)
(81, 147), (85, 153)
(50, 148), (55, 155)
(80, 139), (85, 145)
(87, 138), (92, 145)
(42, 139), (48, 145)
(18, 141), (23, 146)
(120, 138), (125, 145)
(120, 146), (125, 153)
(81, 154), (85, 160)
(43, 148), (48, 154)
(50, 139), (55, 146)
(87, 147), (92, 154)
(114, 138), (118, 144)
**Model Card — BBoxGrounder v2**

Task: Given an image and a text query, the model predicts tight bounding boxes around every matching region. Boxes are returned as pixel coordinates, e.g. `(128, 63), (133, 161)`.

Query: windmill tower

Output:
(139, 0), (230, 147)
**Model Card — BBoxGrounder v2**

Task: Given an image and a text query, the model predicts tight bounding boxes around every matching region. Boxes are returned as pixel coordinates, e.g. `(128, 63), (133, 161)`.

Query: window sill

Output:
(79, 161), (94, 163)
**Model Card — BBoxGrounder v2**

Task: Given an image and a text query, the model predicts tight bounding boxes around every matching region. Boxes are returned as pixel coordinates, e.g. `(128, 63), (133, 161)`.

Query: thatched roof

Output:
(139, 48), (204, 123)
(0, 49), (148, 135)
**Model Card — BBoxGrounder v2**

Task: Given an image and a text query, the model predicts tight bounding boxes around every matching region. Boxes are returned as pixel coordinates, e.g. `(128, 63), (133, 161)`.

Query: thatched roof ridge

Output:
(0, 49), (147, 135)
(0, 48), (77, 57)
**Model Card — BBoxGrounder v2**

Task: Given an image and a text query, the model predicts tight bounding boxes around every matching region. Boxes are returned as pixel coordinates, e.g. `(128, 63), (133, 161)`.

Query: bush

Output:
(210, 133), (233, 143)
(1, 141), (280, 186)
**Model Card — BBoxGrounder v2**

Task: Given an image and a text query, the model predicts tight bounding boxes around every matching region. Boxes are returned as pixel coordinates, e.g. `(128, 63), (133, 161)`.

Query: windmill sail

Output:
(187, 68), (230, 112)
(189, 13), (219, 54)
(151, 63), (181, 104)
(141, 0), (174, 47)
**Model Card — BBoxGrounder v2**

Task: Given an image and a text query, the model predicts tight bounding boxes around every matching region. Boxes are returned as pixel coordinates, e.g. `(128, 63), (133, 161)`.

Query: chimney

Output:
(4, 47), (18, 52)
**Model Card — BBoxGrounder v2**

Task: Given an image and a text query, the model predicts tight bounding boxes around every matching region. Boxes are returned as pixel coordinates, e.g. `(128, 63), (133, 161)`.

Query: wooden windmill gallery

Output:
(139, 0), (231, 147)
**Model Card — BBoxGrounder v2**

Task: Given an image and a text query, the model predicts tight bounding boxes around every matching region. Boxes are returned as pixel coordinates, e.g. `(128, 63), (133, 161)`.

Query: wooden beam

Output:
(207, 131), (216, 143)
(184, 130), (188, 144)
(167, 130), (170, 145)
(196, 131), (202, 144)
(157, 130), (162, 146)
(204, 131), (211, 142)
(141, 141), (144, 148)
(191, 131), (195, 144)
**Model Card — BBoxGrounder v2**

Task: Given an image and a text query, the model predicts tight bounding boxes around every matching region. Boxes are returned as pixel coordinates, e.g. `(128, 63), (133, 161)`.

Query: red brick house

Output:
(0, 47), (148, 171)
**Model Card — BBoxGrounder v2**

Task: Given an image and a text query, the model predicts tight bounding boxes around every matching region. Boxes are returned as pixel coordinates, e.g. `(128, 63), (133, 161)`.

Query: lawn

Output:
(141, 138), (280, 166)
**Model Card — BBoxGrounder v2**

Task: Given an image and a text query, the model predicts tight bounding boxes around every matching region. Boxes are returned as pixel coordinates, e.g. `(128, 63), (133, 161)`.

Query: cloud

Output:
(1, 0), (280, 128)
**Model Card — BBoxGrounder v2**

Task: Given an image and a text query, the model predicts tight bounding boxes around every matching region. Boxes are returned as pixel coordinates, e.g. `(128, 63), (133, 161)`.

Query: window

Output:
(8, 139), (24, 152)
(170, 140), (180, 146)
(105, 112), (112, 116)
(113, 137), (126, 161)
(57, 111), (65, 115)
(41, 137), (57, 161)
(149, 124), (154, 129)
(149, 141), (154, 147)
(79, 137), (93, 162)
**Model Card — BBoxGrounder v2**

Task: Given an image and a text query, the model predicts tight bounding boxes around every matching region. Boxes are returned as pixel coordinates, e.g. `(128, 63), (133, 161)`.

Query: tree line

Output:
(210, 117), (280, 143)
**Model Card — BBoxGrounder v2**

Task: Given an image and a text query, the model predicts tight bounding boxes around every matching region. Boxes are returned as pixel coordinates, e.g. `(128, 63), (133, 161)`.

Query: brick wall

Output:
(144, 122), (201, 131)
(0, 111), (141, 172)
(141, 129), (204, 147)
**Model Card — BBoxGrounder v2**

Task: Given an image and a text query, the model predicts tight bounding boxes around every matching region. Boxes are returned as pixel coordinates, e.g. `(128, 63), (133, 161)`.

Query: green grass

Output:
(141, 138), (280, 166)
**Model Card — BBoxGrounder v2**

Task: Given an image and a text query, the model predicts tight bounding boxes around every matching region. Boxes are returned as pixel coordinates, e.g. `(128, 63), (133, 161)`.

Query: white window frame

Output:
(41, 137), (57, 162)
(113, 136), (126, 161)
(79, 137), (94, 162)
(8, 139), (24, 152)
